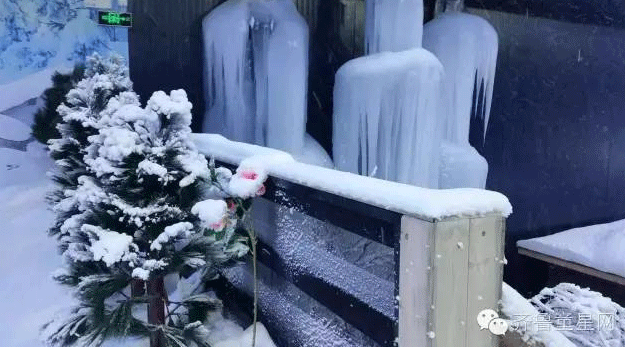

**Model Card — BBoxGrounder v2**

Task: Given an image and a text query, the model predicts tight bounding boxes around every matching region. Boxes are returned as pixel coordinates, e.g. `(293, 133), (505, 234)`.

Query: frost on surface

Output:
(202, 0), (309, 155)
(332, 48), (445, 188)
(501, 283), (576, 347)
(364, 0), (423, 54)
(530, 283), (625, 347)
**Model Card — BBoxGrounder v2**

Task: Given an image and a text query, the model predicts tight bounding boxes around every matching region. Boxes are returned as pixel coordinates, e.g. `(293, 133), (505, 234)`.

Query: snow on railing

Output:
(193, 133), (509, 347)
(192, 133), (511, 221)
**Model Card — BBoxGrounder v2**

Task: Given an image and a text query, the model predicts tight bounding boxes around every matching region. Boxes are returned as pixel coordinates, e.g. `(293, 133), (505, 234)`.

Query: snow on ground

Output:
(0, 140), (72, 347)
(517, 219), (625, 278)
(0, 114), (31, 141)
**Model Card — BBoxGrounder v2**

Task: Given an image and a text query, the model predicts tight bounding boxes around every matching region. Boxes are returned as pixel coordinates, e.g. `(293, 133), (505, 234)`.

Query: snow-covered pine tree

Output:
(44, 87), (262, 347)
(47, 53), (132, 246)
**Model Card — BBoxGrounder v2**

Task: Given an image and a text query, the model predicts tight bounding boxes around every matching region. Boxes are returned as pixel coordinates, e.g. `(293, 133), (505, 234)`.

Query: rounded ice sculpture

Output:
(202, 0), (309, 156)
(332, 48), (445, 189)
(423, 12), (498, 189)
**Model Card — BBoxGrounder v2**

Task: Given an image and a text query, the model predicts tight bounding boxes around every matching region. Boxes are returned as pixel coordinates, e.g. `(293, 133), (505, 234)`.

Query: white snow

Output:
(88, 226), (137, 267)
(530, 283), (625, 347)
(202, 0), (309, 155)
(517, 218), (625, 278)
(0, 138), (73, 347)
(0, 114), (32, 141)
(332, 48), (445, 189)
(192, 199), (228, 228)
(501, 283), (576, 347)
(213, 323), (277, 347)
(365, 0), (423, 54)
(151, 222), (194, 251)
(193, 133), (512, 220)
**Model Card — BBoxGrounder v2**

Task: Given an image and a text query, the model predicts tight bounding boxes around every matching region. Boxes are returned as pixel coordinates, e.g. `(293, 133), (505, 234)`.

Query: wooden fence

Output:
(193, 134), (509, 347)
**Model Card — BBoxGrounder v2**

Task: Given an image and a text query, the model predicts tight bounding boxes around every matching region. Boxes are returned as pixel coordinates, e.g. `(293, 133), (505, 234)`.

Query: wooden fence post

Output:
(398, 215), (505, 347)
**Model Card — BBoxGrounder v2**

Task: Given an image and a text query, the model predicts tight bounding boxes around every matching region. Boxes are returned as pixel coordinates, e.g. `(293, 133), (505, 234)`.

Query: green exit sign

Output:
(98, 11), (132, 27)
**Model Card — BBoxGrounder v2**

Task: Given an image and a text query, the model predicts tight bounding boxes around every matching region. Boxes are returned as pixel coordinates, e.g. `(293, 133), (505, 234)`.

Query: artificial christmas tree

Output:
(44, 55), (265, 347)
(32, 65), (85, 144)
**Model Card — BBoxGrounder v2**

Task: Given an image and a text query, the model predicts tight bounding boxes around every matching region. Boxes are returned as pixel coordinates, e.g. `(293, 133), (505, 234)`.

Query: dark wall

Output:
(128, 0), (225, 131)
(468, 9), (625, 294)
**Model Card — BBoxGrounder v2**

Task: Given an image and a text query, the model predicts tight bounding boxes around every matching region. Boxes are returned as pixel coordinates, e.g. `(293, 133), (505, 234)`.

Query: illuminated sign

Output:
(98, 11), (132, 27)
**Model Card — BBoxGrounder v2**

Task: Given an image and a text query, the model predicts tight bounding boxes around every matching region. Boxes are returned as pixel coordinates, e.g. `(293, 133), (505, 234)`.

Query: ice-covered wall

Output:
(0, 0), (129, 112)
(364, 0), (423, 54)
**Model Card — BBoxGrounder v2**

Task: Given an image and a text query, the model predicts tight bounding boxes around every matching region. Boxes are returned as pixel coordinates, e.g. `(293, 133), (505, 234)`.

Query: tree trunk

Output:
(147, 277), (167, 347)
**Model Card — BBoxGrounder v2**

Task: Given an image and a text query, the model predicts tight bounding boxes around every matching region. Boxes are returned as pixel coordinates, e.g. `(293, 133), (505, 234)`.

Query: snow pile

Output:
(88, 226), (137, 267)
(531, 283), (625, 347)
(192, 200), (228, 229)
(0, 143), (74, 347)
(0, 114), (31, 141)
(212, 323), (277, 347)
(501, 283), (576, 347)
(202, 0), (309, 155)
(517, 218), (625, 278)
(332, 48), (445, 188)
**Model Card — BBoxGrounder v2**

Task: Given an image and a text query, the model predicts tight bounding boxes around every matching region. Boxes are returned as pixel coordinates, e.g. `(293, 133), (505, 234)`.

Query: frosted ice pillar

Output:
(332, 49), (445, 188)
(364, 0), (424, 54)
(202, 0), (309, 155)
(423, 12), (497, 189)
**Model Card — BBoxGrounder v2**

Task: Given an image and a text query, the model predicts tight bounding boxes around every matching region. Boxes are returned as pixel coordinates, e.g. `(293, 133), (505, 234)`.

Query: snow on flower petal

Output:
(192, 199), (228, 228)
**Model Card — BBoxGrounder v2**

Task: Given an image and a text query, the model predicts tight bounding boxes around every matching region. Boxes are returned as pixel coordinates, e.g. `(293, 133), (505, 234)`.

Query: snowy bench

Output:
(192, 134), (511, 347)
(517, 220), (625, 288)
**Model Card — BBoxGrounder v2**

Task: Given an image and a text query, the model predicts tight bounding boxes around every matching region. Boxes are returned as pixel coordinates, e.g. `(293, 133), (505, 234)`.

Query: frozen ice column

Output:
(365, 0), (424, 54)
(332, 49), (445, 188)
(423, 12), (498, 189)
(201, 0), (309, 155)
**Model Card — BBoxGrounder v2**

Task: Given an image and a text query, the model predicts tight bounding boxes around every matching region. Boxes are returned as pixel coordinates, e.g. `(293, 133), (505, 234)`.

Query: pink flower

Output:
(256, 184), (266, 196)
(227, 200), (236, 212)
(241, 170), (258, 180)
(210, 220), (225, 232)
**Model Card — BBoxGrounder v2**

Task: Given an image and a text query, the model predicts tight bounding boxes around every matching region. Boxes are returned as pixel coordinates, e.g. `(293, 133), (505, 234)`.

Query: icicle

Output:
(202, 0), (309, 155)
(332, 49), (445, 188)
(364, 0), (424, 54)
(423, 12), (498, 189)
(423, 12), (498, 141)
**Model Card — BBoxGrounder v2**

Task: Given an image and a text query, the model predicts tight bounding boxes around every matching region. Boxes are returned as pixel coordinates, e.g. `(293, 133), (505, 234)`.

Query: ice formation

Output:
(423, 11), (498, 142)
(439, 140), (488, 189)
(423, 11), (498, 188)
(364, 0), (423, 54)
(332, 48), (445, 188)
(202, 0), (309, 155)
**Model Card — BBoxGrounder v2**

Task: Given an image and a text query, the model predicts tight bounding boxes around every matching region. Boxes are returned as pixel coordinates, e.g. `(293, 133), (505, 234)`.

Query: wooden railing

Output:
(193, 134), (510, 347)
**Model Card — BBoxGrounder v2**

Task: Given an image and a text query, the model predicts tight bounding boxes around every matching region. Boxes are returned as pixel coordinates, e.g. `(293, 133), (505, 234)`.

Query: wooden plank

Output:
(518, 246), (625, 286)
(467, 216), (505, 347)
(431, 219), (470, 347)
(398, 216), (435, 347)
